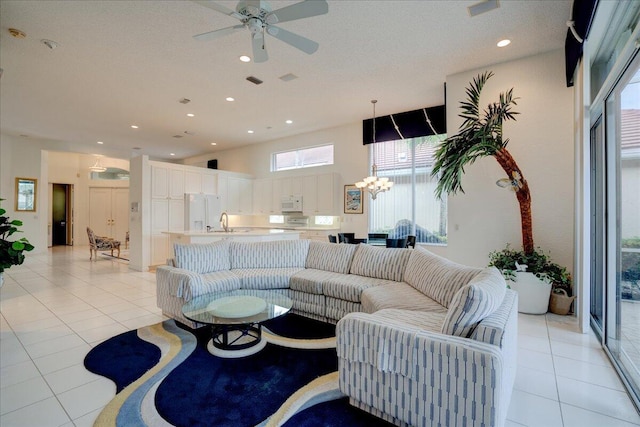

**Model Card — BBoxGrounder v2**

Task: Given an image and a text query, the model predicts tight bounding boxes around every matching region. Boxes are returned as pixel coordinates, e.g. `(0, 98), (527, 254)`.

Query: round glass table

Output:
(182, 289), (292, 358)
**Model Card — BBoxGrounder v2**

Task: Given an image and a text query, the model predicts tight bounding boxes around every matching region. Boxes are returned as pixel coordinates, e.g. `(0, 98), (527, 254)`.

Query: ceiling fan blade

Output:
(266, 25), (319, 54)
(194, 24), (245, 41)
(252, 34), (268, 63)
(266, 0), (328, 25)
(192, 1), (245, 20)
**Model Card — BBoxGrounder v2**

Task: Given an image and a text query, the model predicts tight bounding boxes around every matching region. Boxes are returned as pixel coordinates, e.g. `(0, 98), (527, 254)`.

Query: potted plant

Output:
(0, 198), (34, 287)
(489, 245), (573, 314)
(432, 71), (573, 313)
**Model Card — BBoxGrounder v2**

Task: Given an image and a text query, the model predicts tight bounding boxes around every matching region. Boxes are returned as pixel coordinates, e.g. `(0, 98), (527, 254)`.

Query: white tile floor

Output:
(1, 246), (639, 427)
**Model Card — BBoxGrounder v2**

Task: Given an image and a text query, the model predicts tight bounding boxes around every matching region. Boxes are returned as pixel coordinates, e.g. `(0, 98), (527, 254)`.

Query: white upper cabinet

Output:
(217, 172), (254, 214)
(185, 169), (218, 194)
(151, 163), (184, 200)
(253, 179), (275, 214)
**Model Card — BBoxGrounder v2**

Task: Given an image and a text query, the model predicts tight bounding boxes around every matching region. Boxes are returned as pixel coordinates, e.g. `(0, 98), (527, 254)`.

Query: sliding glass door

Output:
(591, 53), (640, 410)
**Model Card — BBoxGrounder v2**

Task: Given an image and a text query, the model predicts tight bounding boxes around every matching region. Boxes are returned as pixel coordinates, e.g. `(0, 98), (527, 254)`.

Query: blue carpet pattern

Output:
(84, 314), (395, 426)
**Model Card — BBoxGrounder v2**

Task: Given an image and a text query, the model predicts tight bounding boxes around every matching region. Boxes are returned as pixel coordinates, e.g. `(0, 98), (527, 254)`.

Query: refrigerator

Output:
(184, 193), (222, 231)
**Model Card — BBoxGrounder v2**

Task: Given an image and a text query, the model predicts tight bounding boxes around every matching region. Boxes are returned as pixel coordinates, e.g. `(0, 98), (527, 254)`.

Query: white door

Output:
(89, 187), (129, 242)
(111, 188), (129, 243)
(89, 188), (112, 237)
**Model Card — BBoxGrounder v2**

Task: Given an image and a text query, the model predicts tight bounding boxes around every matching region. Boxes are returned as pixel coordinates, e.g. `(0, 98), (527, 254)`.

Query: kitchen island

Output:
(163, 229), (301, 258)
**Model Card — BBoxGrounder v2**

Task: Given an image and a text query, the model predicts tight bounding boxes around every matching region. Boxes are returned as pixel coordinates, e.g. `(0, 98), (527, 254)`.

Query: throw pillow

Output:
(441, 267), (507, 338)
(404, 246), (481, 308)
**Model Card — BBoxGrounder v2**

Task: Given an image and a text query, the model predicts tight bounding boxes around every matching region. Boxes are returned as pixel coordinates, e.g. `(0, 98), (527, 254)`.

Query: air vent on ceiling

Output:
(246, 76), (263, 85)
(172, 135), (183, 138)
(179, 98), (191, 104)
(279, 73), (298, 82)
(468, 0), (499, 17)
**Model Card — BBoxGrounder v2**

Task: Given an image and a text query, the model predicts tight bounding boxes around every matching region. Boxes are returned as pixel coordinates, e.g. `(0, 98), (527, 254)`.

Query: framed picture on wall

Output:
(15, 177), (37, 212)
(344, 185), (363, 214)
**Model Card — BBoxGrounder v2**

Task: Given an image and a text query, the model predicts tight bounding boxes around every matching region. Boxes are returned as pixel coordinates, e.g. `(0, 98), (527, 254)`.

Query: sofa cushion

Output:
(349, 244), (412, 282)
(230, 239), (310, 269)
(231, 267), (303, 289)
(361, 283), (448, 314)
(441, 267), (506, 338)
(404, 246), (482, 308)
(290, 269), (346, 294)
(372, 308), (447, 333)
(174, 240), (231, 274)
(323, 274), (397, 302)
(305, 241), (358, 274)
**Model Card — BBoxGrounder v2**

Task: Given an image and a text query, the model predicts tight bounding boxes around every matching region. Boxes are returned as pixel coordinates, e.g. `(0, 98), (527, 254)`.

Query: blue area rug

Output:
(84, 314), (395, 426)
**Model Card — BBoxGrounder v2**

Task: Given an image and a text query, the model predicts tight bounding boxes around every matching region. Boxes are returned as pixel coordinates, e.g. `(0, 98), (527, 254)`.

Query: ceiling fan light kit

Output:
(193, 0), (328, 63)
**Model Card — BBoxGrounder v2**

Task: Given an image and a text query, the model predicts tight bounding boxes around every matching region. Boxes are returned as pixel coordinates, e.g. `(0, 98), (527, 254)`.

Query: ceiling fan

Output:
(193, 0), (329, 63)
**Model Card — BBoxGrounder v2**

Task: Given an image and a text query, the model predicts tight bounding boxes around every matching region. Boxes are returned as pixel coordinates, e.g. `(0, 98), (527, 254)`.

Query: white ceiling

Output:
(0, 0), (571, 161)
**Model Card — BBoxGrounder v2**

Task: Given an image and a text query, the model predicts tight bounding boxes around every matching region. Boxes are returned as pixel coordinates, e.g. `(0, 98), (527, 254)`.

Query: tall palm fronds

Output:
(432, 72), (534, 254)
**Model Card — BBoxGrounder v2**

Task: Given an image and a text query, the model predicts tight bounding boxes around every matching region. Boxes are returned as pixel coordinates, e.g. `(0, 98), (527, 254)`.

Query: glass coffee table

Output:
(182, 289), (292, 358)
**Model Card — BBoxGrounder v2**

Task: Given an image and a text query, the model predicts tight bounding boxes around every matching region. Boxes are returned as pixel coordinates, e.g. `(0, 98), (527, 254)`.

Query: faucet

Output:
(219, 211), (229, 233)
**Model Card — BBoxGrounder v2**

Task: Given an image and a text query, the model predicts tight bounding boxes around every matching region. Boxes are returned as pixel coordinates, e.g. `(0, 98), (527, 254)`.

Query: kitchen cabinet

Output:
(253, 179), (275, 214)
(185, 169), (217, 194)
(217, 173), (254, 215)
(302, 173), (338, 215)
(150, 162), (185, 266)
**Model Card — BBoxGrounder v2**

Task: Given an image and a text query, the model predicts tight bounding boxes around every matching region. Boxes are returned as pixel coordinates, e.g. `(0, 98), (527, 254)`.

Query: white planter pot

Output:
(508, 272), (552, 314)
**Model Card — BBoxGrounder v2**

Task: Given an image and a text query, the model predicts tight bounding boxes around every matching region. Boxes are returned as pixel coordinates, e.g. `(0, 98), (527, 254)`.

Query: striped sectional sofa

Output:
(155, 239), (517, 427)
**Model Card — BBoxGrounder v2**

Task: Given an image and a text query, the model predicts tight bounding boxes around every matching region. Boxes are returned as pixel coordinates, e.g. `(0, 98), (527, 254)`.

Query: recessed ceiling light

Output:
(497, 39), (511, 48)
(239, 55), (251, 62)
(131, 125), (139, 129)
(187, 113), (195, 117)
(285, 120), (293, 124)
(97, 141), (104, 144)
(226, 97), (235, 102)
(211, 142), (217, 146)
(170, 153), (175, 156)
(247, 130), (254, 134)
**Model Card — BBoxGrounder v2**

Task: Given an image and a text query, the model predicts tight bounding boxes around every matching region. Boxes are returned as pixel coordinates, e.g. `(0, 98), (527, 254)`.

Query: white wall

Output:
(0, 134), (49, 254)
(0, 134), (130, 252)
(442, 49), (575, 271)
(184, 123), (371, 236)
(184, 50), (575, 273)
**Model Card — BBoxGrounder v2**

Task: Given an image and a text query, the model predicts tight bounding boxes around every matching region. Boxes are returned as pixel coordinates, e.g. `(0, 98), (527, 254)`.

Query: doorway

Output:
(52, 183), (73, 246)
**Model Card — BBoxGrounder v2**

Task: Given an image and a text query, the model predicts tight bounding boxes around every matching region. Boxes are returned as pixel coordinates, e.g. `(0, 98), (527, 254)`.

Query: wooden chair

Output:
(405, 235), (416, 248)
(386, 237), (408, 248)
(87, 227), (121, 260)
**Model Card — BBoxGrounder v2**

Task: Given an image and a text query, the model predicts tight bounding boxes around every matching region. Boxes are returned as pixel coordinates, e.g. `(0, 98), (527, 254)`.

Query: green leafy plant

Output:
(488, 244), (572, 295)
(432, 71), (536, 254)
(0, 198), (34, 272)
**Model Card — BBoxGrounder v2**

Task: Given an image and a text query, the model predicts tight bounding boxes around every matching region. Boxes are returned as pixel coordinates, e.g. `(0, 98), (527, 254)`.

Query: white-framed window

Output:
(271, 144), (334, 171)
(368, 135), (447, 244)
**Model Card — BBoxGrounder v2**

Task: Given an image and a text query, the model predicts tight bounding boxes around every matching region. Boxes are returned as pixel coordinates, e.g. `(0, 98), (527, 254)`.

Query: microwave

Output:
(281, 195), (303, 212)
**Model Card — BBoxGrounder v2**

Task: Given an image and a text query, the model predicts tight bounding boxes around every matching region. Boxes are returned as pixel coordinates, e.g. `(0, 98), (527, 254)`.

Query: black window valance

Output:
(362, 105), (446, 145)
(565, 0), (598, 87)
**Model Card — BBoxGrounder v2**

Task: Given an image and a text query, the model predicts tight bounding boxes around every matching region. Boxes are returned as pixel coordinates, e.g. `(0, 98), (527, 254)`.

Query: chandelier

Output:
(89, 156), (107, 173)
(355, 100), (393, 199)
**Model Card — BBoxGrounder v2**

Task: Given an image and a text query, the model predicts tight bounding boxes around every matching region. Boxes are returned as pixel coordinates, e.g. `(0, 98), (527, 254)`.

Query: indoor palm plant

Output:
(432, 72), (572, 313)
(0, 198), (34, 287)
